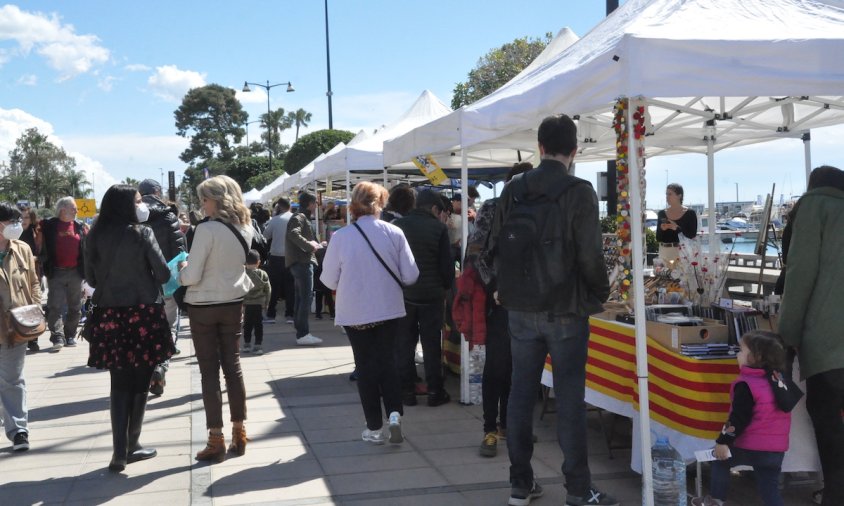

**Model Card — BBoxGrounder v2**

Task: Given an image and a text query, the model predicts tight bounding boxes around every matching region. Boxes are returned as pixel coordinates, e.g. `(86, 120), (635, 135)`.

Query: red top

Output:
(54, 220), (81, 269)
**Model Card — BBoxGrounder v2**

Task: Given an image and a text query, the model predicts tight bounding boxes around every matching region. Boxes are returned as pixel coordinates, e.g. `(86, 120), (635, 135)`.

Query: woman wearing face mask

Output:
(0, 202), (41, 452)
(84, 184), (173, 472)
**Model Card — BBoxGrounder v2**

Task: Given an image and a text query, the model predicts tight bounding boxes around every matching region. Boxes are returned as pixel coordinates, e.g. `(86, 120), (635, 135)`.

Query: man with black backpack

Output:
(488, 115), (615, 506)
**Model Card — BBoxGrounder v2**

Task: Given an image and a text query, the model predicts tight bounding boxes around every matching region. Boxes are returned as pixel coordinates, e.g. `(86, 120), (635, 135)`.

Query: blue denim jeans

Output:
(290, 262), (314, 338)
(0, 341), (28, 441)
(507, 311), (591, 496)
(710, 447), (784, 505)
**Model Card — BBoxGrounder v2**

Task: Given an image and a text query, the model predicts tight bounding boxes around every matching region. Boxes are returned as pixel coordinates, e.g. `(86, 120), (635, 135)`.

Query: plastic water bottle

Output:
(650, 436), (686, 506)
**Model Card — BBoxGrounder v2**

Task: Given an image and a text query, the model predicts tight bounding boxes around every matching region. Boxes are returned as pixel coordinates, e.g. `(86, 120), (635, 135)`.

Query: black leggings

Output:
(110, 367), (155, 394)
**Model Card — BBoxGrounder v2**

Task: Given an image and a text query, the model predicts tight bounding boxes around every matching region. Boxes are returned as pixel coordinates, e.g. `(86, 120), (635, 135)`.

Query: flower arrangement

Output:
(611, 98), (647, 301)
(677, 234), (738, 306)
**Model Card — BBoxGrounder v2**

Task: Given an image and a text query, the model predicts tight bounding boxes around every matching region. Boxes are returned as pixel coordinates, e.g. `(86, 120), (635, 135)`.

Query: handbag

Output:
(353, 222), (404, 288)
(8, 304), (46, 344)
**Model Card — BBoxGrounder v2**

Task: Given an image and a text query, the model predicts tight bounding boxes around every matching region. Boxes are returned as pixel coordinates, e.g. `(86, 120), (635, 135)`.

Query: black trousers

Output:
(242, 305), (263, 345)
(807, 368), (844, 506)
(482, 305), (512, 433)
(397, 300), (445, 394)
(110, 367), (154, 394)
(266, 255), (294, 318)
(346, 319), (403, 430)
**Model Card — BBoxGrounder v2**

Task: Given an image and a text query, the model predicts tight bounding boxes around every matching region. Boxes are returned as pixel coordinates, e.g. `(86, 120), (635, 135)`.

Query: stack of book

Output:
(679, 343), (740, 359)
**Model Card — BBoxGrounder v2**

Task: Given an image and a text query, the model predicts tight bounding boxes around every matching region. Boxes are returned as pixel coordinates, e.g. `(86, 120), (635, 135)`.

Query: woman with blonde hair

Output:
(179, 175), (254, 462)
(320, 181), (419, 445)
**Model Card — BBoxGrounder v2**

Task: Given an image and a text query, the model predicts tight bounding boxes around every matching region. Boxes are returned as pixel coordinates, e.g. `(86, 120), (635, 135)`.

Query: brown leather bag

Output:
(8, 304), (47, 344)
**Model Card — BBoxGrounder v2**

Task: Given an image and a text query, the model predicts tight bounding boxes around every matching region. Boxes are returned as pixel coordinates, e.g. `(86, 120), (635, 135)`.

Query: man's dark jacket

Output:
(40, 217), (87, 278)
(142, 194), (186, 262)
(393, 208), (453, 304)
(84, 225), (170, 307)
(489, 159), (609, 317)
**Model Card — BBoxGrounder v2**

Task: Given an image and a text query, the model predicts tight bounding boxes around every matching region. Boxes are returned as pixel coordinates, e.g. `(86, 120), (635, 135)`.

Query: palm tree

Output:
(64, 169), (93, 198)
(260, 108), (293, 158)
(123, 177), (140, 187)
(287, 108), (313, 142)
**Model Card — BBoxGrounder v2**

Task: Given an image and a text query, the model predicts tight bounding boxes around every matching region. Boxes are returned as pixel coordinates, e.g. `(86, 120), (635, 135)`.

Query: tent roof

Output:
(384, 0), (844, 165)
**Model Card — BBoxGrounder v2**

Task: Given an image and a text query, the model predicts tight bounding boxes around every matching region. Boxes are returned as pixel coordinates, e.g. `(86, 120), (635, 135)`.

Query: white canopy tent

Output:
(257, 172), (289, 203)
(383, 0), (844, 500)
(242, 188), (262, 204)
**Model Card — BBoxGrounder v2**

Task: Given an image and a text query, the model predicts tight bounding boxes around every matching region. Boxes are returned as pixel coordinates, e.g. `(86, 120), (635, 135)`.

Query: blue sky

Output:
(1, 1), (839, 208)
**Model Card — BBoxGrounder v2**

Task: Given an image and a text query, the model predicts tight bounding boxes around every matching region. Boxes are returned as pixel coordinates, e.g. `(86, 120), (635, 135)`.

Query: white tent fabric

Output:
(384, 0), (844, 166)
(258, 172), (290, 203)
(279, 141), (347, 195)
(309, 90), (451, 185)
(242, 188), (262, 204)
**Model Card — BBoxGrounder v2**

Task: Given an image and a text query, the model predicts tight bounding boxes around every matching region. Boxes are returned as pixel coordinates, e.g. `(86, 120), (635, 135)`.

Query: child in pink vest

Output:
(695, 330), (798, 506)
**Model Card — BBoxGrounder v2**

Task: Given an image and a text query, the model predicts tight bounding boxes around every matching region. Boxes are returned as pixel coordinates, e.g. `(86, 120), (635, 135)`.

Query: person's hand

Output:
(177, 261), (187, 270)
(713, 444), (731, 461)
(320, 241), (328, 248)
(308, 240), (321, 251)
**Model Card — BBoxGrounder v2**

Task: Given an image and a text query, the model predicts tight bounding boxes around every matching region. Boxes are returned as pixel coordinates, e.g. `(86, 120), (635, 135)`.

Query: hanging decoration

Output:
(612, 98), (647, 301)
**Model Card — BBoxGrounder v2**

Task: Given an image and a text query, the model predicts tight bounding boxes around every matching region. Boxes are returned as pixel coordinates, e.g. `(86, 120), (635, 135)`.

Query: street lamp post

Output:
(243, 120), (263, 147)
(242, 80), (295, 172)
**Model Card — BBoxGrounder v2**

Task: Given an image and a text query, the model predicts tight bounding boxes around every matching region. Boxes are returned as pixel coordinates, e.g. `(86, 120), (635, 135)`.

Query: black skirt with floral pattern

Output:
(87, 303), (175, 370)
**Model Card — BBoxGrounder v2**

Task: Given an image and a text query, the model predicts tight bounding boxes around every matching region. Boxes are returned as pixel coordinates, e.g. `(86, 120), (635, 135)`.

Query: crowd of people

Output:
(1, 114), (842, 506)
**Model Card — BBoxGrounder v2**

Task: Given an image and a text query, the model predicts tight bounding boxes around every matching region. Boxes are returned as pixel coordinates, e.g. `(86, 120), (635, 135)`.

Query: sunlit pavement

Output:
(0, 315), (818, 505)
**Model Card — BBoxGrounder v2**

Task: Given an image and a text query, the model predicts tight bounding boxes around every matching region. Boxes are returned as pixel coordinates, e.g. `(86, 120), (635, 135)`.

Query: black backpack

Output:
(494, 173), (584, 312)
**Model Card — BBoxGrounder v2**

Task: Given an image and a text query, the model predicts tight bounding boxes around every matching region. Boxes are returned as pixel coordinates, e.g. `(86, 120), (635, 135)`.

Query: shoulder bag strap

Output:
(353, 222), (403, 289)
(216, 219), (249, 261)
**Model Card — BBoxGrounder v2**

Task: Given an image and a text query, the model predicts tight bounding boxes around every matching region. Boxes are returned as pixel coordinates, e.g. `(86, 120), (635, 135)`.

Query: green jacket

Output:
(285, 213), (318, 267)
(778, 187), (844, 380)
(243, 268), (271, 308)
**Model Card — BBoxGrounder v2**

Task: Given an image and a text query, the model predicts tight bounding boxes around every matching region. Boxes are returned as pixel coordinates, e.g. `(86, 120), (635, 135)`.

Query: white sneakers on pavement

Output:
(361, 427), (387, 444)
(296, 334), (323, 346)
(388, 411), (403, 444)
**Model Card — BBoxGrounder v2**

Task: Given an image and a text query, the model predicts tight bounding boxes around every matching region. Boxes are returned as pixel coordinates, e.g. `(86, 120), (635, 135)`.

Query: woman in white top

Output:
(320, 181), (419, 445)
(179, 175), (253, 463)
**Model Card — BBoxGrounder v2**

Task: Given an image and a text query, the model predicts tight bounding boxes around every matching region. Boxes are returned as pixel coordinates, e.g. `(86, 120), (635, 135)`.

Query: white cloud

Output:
(0, 5), (110, 79)
(124, 63), (150, 72)
(67, 152), (119, 204)
(235, 87), (268, 105)
(0, 108), (55, 157)
(97, 75), (117, 92)
(147, 65), (207, 102)
(16, 74), (37, 86)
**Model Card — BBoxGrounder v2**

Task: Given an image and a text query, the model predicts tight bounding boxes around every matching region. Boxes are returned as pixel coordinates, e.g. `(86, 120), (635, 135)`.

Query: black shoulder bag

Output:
(353, 222), (403, 289)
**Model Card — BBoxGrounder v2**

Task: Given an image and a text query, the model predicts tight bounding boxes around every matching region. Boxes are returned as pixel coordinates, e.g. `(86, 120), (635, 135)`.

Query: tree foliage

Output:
(223, 156), (279, 191)
(246, 169), (285, 193)
(284, 129), (355, 175)
(174, 84), (247, 164)
(260, 108), (293, 159)
(287, 108), (313, 142)
(0, 127), (87, 208)
(451, 33), (551, 109)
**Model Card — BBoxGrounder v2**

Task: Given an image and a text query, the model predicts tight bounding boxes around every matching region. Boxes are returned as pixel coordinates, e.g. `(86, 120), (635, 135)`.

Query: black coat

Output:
(84, 224), (170, 307)
(393, 209), (453, 304)
(142, 194), (186, 262)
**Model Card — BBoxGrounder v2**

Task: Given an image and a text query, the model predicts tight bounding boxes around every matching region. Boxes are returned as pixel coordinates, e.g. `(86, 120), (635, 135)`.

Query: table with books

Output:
(540, 316), (820, 473)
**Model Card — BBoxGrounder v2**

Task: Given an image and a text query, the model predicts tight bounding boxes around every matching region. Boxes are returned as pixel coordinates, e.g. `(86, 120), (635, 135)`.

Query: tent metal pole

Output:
(345, 170), (351, 224)
(803, 131), (812, 187)
(707, 135), (717, 248)
(460, 148), (470, 405)
(628, 97), (654, 506)
(383, 168), (387, 186)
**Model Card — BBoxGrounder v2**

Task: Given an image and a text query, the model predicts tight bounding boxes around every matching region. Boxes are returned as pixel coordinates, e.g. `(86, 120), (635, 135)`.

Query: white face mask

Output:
(136, 202), (150, 223)
(2, 222), (23, 241)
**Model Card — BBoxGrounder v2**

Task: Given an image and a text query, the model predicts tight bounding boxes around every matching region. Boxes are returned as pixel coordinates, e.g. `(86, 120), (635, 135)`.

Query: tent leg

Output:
(707, 135), (716, 251)
(803, 130), (812, 189)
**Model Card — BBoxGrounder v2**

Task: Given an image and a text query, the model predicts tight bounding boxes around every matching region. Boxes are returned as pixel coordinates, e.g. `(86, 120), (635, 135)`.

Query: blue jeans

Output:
(290, 262), (314, 338)
(0, 341), (28, 441)
(710, 447), (784, 505)
(507, 311), (591, 496)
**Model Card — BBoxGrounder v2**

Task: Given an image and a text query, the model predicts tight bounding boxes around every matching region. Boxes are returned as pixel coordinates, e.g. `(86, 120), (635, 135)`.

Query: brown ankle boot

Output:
(195, 433), (225, 463)
(229, 426), (247, 456)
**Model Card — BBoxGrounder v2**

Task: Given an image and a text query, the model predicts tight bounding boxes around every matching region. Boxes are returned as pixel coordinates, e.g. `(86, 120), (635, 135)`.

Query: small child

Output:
(695, 330), (798, 506)
(242, 249), (271, 355)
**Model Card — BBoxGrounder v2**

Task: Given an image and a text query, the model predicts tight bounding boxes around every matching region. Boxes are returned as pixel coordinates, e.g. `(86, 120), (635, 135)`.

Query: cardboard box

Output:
(646, 318), (729, 352)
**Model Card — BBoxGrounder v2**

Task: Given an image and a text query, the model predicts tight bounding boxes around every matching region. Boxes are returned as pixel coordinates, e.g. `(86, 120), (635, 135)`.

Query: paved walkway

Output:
(0, 315), (819, 505)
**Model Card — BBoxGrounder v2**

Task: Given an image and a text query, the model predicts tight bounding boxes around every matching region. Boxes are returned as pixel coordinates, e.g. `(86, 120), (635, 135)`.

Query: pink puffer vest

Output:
(733, 366), (791, 452)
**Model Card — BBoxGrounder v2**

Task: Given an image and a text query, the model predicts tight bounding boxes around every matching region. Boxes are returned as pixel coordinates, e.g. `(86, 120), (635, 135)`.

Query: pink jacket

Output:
(733, 367), (791, 452)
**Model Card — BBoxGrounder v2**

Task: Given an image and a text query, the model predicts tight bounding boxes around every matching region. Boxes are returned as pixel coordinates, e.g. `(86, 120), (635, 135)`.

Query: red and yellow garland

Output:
(612, 98), (647, 301)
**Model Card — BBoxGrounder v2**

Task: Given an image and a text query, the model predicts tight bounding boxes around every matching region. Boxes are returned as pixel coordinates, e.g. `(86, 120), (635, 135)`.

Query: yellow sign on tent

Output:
(75, 199), (97, 218)
(412, 155), (448, 186)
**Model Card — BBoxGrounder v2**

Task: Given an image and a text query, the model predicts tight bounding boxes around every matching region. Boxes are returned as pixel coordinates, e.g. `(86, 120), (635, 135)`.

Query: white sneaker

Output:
(242, 343), (253, 353)
(414, 350), (424, 364)
(388, 411), (403, 444)
(296, 334), (323, 346)
(362, 427), (387, 445)
(253, 345), (264, 355)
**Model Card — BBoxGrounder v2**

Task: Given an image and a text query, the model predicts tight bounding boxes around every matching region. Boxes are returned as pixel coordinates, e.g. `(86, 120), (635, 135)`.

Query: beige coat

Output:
(1, 240), (42, 346)
(179, 220), (253, 305)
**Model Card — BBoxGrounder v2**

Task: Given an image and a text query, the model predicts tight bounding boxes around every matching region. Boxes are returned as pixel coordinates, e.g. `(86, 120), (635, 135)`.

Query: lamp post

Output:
(242, 80), (295, 171)
(735, 182), (739, 202)
(243, 120), (263, 147)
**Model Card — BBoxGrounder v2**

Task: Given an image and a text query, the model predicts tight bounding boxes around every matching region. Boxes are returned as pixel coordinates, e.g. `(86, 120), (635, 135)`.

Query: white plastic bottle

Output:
(649, 436), (687, 506)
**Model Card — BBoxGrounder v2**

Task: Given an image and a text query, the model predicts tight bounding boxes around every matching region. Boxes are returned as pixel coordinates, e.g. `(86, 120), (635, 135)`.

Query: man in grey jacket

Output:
(489, 115), (616, 506)
(263, 198), (294, 323)
(285, 192), (323, 346)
